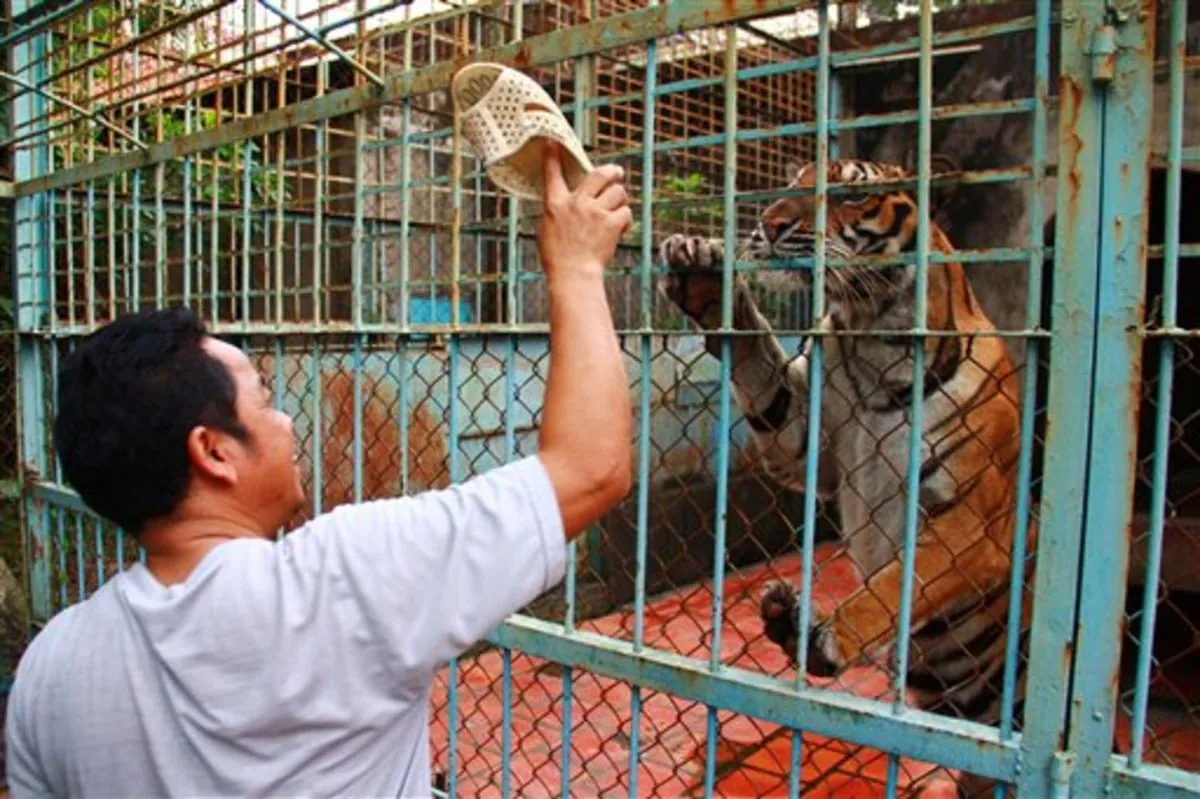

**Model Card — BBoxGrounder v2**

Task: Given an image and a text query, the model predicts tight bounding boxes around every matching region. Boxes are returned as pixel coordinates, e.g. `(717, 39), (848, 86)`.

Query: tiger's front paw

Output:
(759, 580), (842, 678)
(658, 234), (726, 329)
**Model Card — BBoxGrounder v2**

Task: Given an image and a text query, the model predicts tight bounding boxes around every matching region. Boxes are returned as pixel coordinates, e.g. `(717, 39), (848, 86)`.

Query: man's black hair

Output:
(53, 307), (251, 536)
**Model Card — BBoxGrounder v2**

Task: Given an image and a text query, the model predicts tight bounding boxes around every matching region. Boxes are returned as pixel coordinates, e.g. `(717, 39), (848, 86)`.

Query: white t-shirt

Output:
(4, 455), (567, 798)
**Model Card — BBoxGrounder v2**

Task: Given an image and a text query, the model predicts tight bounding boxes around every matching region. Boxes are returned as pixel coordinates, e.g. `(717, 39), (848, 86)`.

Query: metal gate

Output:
(5, 0), (1200, 796)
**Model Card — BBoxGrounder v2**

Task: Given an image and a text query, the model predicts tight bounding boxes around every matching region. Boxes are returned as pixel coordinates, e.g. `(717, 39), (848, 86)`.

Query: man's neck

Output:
(139, 507), (269, 587)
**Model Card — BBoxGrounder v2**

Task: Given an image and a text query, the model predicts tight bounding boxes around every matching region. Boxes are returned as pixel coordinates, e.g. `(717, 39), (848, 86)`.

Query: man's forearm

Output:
(537, 271), (632, 538)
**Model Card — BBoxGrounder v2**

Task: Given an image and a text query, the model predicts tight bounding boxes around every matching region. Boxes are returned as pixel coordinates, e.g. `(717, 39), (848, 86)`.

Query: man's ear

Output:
(185, 425), (240, 487)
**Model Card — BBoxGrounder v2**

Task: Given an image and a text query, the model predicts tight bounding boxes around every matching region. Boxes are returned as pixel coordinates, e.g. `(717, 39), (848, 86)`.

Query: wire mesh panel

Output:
(1106, 0), (1200, 791)
(7, 0), (1200, 797)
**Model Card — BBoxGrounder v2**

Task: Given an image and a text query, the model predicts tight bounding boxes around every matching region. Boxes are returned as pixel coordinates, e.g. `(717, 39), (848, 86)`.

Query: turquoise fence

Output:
(5, 0), (1200, 796)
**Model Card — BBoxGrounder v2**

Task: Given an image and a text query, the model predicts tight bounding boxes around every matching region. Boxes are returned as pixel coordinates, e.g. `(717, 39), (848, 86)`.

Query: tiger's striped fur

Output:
(658, 158), (1036, 797)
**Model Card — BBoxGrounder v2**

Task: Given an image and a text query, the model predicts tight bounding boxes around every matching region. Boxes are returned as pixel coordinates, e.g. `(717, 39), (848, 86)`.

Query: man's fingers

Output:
(597, 182), (629, 211)
(617, 205), (633, 234)
(541, 140), (569, 207)
(577, 162), (625, 198)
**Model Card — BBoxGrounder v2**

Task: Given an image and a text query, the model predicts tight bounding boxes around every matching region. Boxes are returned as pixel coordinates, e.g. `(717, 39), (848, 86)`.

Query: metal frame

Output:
(6, 0), (1200, 796)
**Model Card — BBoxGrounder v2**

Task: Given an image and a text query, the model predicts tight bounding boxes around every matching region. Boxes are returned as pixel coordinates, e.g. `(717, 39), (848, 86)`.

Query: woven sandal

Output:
(452, 61), (594, 201)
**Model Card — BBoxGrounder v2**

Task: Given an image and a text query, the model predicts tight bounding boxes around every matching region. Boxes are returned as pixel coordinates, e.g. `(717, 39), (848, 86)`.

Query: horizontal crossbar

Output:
(1108, 759), (1200, 798)
(489, 615), (1022, 783)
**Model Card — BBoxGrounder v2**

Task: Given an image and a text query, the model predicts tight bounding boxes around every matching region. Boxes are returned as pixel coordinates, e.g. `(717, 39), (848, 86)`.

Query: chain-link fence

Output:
(6, 1), (1200, 797)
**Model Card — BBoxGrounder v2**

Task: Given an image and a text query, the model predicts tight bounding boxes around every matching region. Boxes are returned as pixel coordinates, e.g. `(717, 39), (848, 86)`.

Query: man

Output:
(4, 142), (634, 798)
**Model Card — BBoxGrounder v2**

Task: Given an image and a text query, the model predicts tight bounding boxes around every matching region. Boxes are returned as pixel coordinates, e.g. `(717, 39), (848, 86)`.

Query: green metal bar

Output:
(13, 1), (53, 622)
(446, 335), (461, 797)
(15, 0), (808, 198)
(315, 120), (326, 325)
(1016, 1), (1113, 795)
(1108, 758), (1200, 798)
(397, 340), (410, 497)
(488, 615), (1020, 782)
(703, 23), (739, 799)
(398, 26), (413, 330)
(311, 338), (323, 516)
(74, 511), (84, 603)
(352, 334), (363, 504)
(999, 0), (1051, 746)
(106, 176), (115, 316)
(273, 336), (285, 540)
(241, 1), (255, 327)
(1128, 0), (1186, 772)
(208, 149), (218, 324)
(64, 188), (74, 327)
(2, 0), (235, 110)
(1066, 1), (1157, 793)
(0, 68), (148, 151)
(629, 11), (656, 793)
(352, 108), (365, 328)
(155, 162), (166, 308)
(180, 16), (195, 312)
(0, 0), (93, 48)
(797, 0), (831, 682)
(21, 320), (1054, 343)
(255, 0), (384, 87)
(887, 4), (934, 794)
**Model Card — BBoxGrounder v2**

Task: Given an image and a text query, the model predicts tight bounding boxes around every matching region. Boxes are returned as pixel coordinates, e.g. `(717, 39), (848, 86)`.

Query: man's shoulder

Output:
(10, 593), (97, 696)
(22, 577), (124, 644)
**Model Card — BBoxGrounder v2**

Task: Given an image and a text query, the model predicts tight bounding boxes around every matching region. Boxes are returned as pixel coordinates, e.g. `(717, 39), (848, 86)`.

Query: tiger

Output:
(657, 158), (1037, 798)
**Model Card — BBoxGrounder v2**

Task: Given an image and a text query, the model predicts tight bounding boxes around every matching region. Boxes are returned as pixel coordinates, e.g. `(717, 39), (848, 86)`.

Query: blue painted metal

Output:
(1109, 760), (1200, 798)
(256, 0), (383, 87)
(446, 334), (462, 799)
(798, 0), (831, 680)
(12, 0), (53, 624)
(1067, 0), (1156, 794)
(500, 646), (513, 799)
(559, 665), (573, 799)
(1000, 0), (1051, 749)
(1128, 0), (1185, 774)
(887, 5), (934, 795)
(491, 615), (1020, 781)
(353, 335), (364, 504)
(1015, 1), (1106, 794)
(12, 2), (1200, 796)
(302, 339), (320, 515)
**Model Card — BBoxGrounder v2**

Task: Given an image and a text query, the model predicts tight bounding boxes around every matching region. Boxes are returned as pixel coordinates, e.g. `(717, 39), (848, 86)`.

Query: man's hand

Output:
(537, 141), (632, 285)
(533, 140), (634, 540)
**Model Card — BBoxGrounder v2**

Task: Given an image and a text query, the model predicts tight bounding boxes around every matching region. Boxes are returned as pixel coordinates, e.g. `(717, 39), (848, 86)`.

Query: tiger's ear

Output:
(899, 150), (959, 178)
(897, 151), (961, 214)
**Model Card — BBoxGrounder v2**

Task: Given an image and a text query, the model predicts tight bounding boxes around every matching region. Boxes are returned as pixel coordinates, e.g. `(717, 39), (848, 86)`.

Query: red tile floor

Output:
(429, 546), (1200, 797)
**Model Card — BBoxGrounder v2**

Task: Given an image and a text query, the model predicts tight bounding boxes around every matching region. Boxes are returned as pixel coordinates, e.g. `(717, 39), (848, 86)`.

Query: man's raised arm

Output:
(534, 142), (634, 538)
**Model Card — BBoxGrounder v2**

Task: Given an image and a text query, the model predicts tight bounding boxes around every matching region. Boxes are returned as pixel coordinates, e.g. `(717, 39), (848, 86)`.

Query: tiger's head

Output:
(746, 158), (932, 302)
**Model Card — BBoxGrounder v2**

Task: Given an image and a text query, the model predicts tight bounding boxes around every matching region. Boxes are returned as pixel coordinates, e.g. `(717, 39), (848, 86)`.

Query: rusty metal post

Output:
(1016, 0), (1110, 793)
(1066, 0), (1158, 795)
